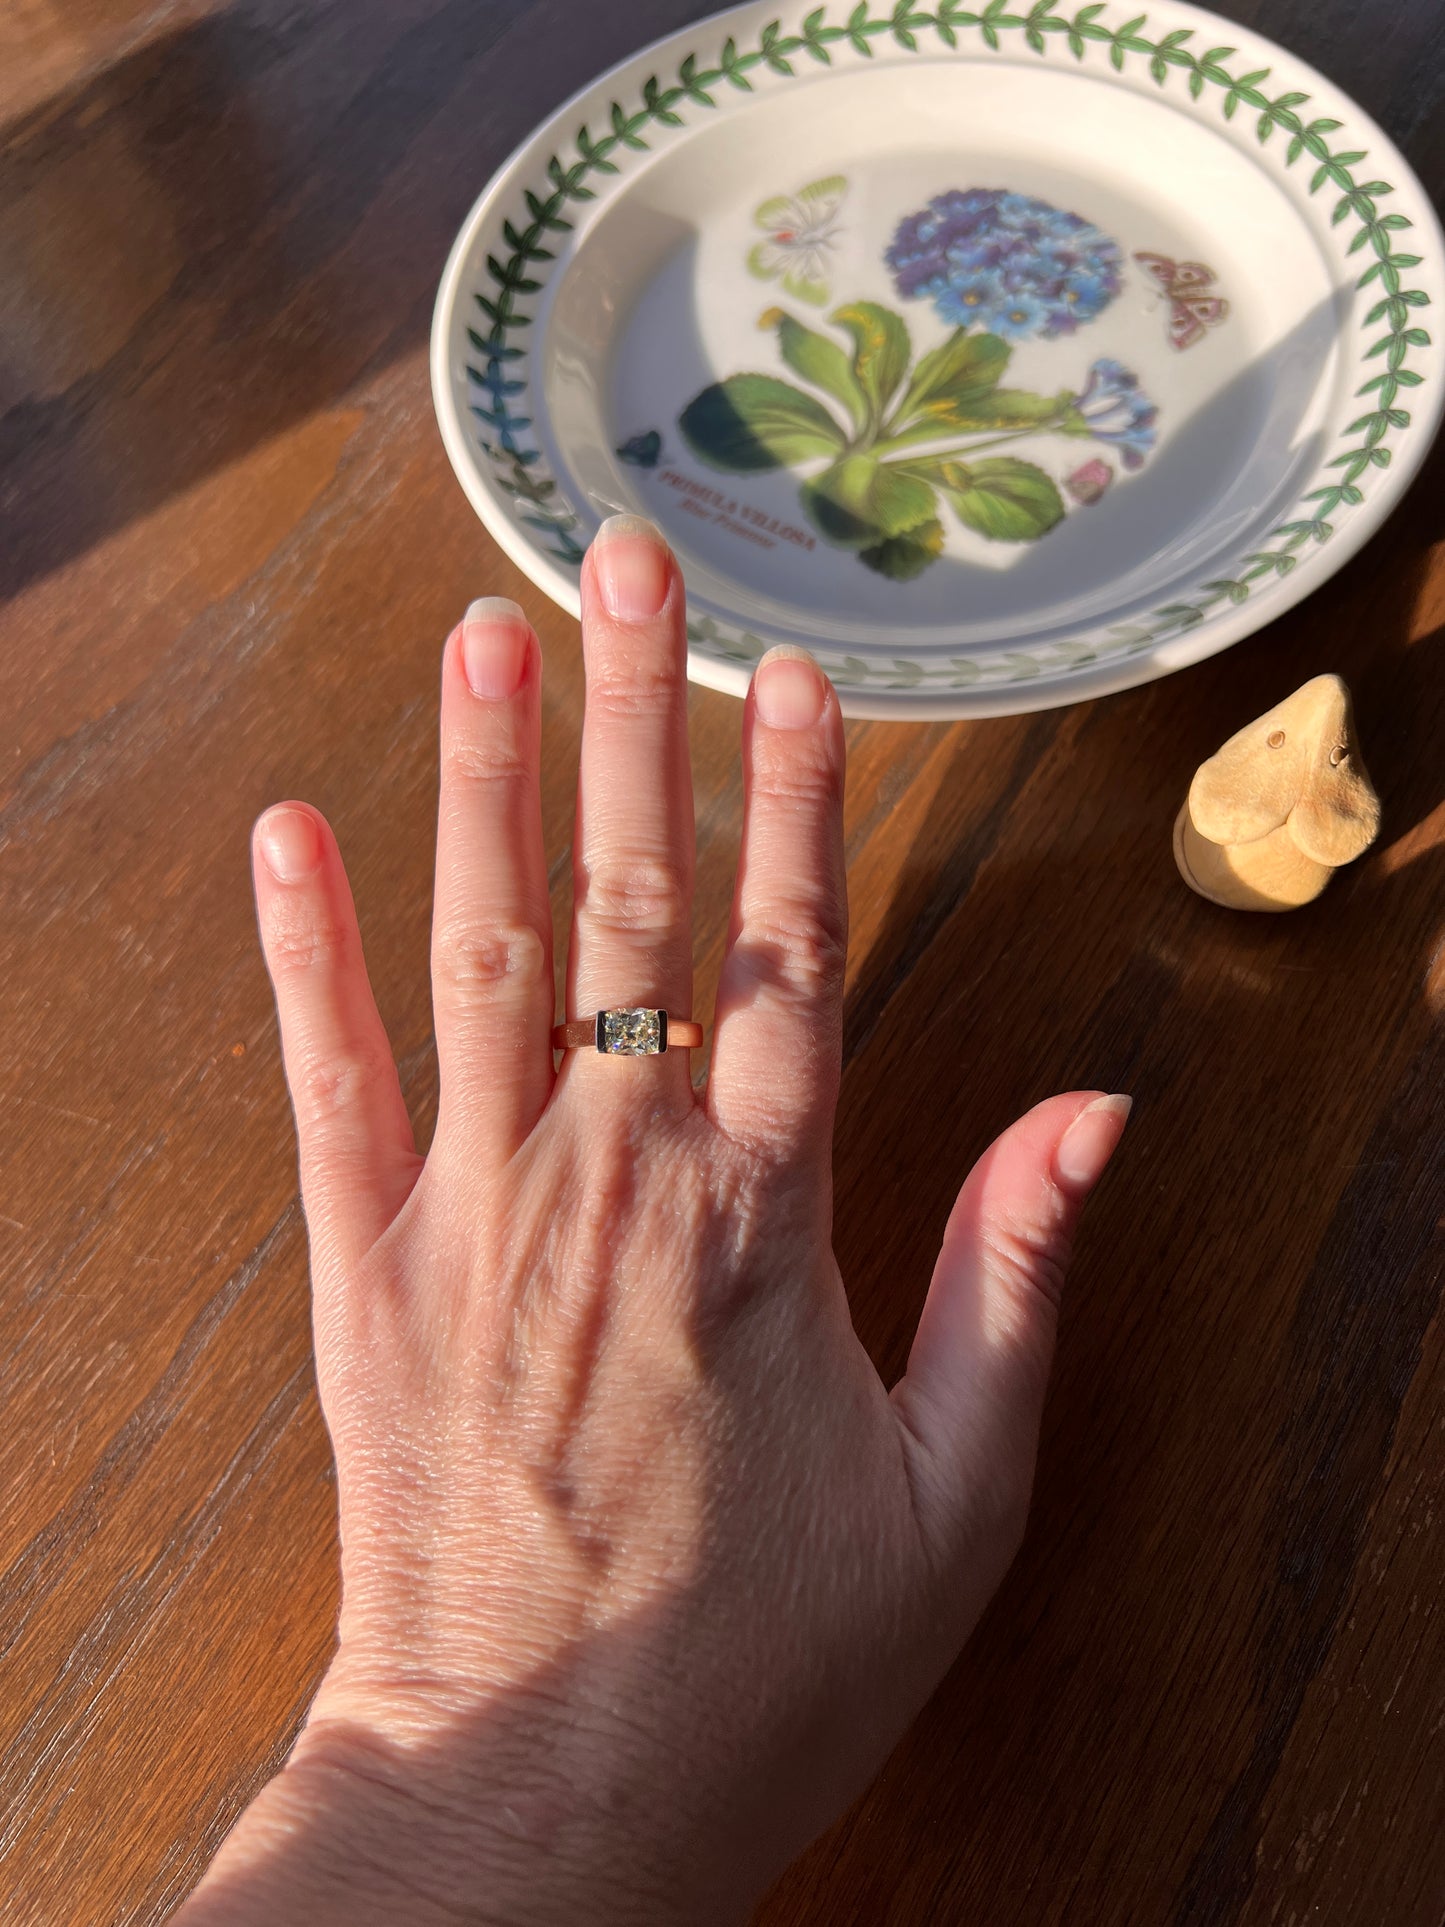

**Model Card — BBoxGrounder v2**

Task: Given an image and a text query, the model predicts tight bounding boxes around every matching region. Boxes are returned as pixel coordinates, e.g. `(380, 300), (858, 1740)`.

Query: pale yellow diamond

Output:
(601, 1008), (662, 1055)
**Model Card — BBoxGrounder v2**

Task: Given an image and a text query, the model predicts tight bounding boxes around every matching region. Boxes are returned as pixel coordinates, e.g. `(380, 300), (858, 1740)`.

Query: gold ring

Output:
(551, 1009), (703, 1056)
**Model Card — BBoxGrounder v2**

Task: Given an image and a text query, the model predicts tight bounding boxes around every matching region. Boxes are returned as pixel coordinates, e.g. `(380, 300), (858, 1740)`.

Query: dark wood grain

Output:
(2, 3), (1442, 1921)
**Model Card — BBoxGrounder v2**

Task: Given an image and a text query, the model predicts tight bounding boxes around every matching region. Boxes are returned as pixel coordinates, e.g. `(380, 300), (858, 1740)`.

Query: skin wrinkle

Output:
(294, 1061), (407, 1173)
(574, 849), (696, 940)
(430, 918), (550, 1003)
(262, 907), (359, 977)
(296, 1718), (678, 1922)
(976, 1214), (1074, 1319)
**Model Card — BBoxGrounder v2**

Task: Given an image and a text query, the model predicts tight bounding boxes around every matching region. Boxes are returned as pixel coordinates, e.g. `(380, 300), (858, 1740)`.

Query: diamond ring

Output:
(551, 1009), (704, 1056)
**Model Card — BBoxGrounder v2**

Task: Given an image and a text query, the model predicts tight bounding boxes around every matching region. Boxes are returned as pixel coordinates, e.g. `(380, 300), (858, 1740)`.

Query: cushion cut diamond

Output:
(600, 1008), (663, 1055)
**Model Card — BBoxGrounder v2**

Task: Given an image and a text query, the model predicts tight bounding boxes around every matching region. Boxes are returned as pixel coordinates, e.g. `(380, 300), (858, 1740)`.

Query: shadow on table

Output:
(0, 0), (721, 602)
(792, 428), (1445, 1921)
(0, 1), (525, 600)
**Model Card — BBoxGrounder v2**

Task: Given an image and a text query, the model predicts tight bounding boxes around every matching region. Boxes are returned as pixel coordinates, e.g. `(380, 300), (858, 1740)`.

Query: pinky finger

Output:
(253, 804), (420, 1273)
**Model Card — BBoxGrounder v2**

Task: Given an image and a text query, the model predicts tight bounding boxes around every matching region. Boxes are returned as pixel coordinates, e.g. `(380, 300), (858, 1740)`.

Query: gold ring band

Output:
(552, 1009), (703, 1056)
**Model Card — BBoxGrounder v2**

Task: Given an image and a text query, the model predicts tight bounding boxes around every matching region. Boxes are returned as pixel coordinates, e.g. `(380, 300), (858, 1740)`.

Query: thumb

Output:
(891, 1090), (1131, 1569)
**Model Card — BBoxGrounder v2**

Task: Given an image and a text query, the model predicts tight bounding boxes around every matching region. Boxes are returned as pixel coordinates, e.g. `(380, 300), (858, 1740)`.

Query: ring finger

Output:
(567, 516), (694, 1087)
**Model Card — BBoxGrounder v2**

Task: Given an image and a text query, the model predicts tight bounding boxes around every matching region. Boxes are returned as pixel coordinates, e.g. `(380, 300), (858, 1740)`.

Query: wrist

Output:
(294, 1710), (666, 1927)
(181, 1680), (702, 1927)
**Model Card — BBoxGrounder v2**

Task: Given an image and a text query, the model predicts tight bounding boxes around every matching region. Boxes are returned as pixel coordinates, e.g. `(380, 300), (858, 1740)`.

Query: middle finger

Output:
(568, 516), (695, 1077)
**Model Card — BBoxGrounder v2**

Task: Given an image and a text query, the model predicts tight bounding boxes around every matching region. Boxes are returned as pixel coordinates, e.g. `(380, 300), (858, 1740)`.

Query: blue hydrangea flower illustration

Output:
(990, 291), (1051, 340)
(935, 269), (1001, 327)
(1072, 359), (1158, 469)
(886, 188), (1124, 339)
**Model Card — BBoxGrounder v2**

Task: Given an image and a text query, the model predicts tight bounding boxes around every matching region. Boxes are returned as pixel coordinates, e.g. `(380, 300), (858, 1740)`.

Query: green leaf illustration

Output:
(769, 312), (870, 432)
(882, 386), (1072, 449)
(933, 456), (1066, 541)
(678, 373), (847, 471)
(831, 301), (912, 426)
(859, 517), (946, 580)
(799, 453), (937, 546)
(889, 328), (1009, 427)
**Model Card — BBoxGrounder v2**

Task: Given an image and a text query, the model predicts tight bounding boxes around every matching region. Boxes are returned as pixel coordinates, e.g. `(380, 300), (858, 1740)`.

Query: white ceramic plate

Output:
(432, 0), (1442, 718)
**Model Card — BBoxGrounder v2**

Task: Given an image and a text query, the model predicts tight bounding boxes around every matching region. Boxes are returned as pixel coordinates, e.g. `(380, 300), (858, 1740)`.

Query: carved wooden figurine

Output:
(1174, 674), (1380, 911)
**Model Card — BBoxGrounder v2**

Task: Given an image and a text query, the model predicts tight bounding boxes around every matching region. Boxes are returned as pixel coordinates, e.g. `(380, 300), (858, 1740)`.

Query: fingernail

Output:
(462, 597), (530, 700)
(593, 514), (670, 621)
(257, 807), (322, 883)
(754, 645), (827, 730)
(1055, 1093), (1132, 1189)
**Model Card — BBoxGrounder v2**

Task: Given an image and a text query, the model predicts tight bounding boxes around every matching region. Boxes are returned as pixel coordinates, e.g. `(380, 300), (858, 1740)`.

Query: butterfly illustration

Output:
(747, 175), (848, 306)
(1134, 251), (1230, 350)
(616, 429), (663, 468)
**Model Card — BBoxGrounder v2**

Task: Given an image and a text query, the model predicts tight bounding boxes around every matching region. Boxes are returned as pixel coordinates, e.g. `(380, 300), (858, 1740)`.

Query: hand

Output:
(181, 515), (1129, 1925)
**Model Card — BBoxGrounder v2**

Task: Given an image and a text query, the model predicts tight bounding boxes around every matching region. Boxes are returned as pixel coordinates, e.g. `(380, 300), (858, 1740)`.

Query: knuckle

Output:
(587, 664), (679, 723)
(266, 910), (354, 978)
(442, 735), (529, 795)
(741, 898), (847, 996)
(433, 920), (549, 1002)
(750, 737), (842, 808)
(291, 1040), (396, 1127)
(979, 1207), (1074, 1317)
(580, 851), (691, 935)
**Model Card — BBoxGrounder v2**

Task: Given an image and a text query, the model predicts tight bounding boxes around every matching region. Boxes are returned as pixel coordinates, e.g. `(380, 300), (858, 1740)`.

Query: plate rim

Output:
(431, 0), (1444, 719)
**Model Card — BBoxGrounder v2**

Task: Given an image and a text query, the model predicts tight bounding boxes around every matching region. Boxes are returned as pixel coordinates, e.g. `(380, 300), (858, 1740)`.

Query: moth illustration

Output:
(1134, 251), (1230, 350)
(616, 429), (663, 468)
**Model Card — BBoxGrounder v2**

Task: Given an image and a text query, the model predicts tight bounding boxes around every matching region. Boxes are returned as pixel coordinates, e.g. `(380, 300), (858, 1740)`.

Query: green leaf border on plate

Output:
(463, 1), (1432, 692)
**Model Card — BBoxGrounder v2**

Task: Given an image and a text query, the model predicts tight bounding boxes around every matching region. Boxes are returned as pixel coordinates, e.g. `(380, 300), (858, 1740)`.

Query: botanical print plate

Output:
(431, 0), (1443, 718)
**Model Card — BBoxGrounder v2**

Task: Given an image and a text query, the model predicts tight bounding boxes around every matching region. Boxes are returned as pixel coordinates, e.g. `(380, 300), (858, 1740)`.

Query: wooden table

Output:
(3, 1), (1442, 1920)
